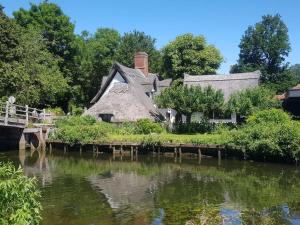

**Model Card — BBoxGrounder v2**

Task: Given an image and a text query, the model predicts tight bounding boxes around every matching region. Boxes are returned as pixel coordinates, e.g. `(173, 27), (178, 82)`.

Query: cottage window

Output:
(99, 114), (113, 122)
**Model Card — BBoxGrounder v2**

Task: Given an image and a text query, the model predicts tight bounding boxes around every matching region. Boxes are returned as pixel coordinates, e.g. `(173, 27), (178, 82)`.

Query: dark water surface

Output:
(1, 149), (300, 225)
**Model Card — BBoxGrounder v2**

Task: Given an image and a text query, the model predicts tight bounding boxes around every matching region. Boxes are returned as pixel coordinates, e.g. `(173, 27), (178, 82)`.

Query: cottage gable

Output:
(85, 59), (171, 122)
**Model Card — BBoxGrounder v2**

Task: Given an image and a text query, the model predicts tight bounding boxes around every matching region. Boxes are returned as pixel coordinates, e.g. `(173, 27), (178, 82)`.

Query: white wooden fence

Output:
(0, 101), (52, 127)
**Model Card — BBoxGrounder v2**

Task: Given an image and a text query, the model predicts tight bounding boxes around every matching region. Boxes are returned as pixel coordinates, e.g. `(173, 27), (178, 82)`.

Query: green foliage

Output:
(162, 33), (223, 79)
(13, 1), (77, 78)
(0, 10), (69, 107)
(52, 116), (109, 144)
(74, 28), (121, 104)
(231, 14), (291, 83)
(290, 64), (300, 82)
(134, 119), (164, 134)
(46, 107), (65, 116)
(156, 84), (224, 122)
(0, 162), (41, 225)
(227, 86), (280, 116)
(228, 109), (300, 161)
(173, 120), (215, 134)
(115, 30), (161, 73)
(246, 108), (291, 124)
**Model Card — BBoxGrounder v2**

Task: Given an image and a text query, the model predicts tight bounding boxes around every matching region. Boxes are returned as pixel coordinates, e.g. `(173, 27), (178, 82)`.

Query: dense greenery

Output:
(115, 30), (162, 73)
(231, 14), (290, 82)
(162, 33), (223, 79)
(228, 109), (300, 162)
(0, 162), (41, 225)
(227, 86), (280, 117)
(0, 6), (68, 106)
(155, 83), (225, 122)
(231, 14), (298, 93)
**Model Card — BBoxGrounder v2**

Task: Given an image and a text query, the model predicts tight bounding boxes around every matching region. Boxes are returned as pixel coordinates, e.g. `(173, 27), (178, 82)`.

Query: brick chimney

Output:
(134, 52), (148, 76)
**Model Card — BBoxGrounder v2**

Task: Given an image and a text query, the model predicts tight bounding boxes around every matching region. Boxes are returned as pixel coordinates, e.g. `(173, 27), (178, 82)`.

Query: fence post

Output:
(25, 105), (29, 126)
(4, 101), (9, 125)
(43, 109), (46, 122)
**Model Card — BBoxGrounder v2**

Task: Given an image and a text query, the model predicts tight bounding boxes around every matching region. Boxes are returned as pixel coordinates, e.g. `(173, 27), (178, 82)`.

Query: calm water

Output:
(1, 149), (300, 225)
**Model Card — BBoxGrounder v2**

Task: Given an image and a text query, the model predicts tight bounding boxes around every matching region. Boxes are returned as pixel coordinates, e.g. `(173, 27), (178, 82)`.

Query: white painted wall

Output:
(103, 72), (126, 97)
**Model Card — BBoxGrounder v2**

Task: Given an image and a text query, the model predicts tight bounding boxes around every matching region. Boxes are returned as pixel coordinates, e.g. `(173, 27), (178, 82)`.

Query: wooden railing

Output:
(0, 101), (52, 127)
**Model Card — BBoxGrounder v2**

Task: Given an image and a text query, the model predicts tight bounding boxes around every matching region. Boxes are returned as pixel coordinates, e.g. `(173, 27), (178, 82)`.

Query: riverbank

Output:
(49, 109), (300, 164)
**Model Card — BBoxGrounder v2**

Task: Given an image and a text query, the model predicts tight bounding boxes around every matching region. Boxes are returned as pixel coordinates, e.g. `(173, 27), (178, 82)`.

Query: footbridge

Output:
(0, 101), (53, 150)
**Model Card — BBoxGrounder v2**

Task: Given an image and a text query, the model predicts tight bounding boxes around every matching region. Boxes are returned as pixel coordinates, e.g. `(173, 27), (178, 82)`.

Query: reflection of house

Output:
(183, 71), (261, 123)
(276, 84), (300, 117)
(88, 172), (157, 210)
(84, 52), (172, 122)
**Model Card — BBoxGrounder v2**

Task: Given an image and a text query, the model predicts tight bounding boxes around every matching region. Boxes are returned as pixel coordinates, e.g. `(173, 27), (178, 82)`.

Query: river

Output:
(1, 149), (300, 225)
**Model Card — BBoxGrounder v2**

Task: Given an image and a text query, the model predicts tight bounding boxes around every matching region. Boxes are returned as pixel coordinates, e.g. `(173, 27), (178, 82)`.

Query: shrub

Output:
(246, 108), (291, 124)
(51, 116), (111, 144)
(0, 162), (42, 225)
(134, 119), (164, 134)
(173, 120), (215, 134)
(228, 109), (300, 161)
(46, 107), (65, 116)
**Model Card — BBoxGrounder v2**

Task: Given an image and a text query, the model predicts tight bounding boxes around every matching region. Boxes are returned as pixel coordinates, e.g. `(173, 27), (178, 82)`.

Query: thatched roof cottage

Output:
(184, 71), (261, 101)
(84, 52), (172, 122)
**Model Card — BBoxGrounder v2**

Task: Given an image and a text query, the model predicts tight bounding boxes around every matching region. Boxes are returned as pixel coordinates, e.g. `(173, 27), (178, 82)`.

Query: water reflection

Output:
(3, 149), (300, 224)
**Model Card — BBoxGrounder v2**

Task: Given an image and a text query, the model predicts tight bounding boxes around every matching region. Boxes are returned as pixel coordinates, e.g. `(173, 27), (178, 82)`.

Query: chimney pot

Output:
(134, 52), (148, 76)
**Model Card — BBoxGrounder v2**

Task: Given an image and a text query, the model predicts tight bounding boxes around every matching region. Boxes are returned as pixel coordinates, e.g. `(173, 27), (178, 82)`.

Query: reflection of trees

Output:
(17, 150), (300, 224)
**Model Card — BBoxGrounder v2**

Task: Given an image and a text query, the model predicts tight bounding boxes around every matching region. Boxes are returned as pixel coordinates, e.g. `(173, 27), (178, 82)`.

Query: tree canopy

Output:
(231, 14), (291, 83)
(74, 28), (121, 105)
(227, 86), (280, 117)
(162, 34), (223, 79)
(115, 30), (161, 73)
(0, 5), (68, 107)
(13, 1), (77, 77)
(155, 84), (224, 122)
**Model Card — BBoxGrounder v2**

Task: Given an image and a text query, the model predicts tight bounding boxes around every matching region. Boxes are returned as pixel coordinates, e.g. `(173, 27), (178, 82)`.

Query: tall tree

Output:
(74, 28), (121, 105)
(115, 30), (161, 73)
(0, 7), (68, 107)
(231, 14), (291, 83)
(161, 33), (223, 80)
(290, 64), (300, 82)
(13, 1), (77, 79)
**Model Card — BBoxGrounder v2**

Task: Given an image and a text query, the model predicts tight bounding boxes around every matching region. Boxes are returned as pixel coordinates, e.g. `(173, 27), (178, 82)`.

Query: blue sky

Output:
(2, 0), (299, 74)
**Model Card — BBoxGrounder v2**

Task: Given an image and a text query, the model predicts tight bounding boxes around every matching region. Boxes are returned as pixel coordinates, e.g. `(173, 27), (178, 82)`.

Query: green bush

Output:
(0, 162), (42, 225)
(46, 107), (65, 116)
(52, 116), (111, 144)
(134, 119), (164, 134)
(246, 108), (291, 124)
(173, 119), (215, 134)
(228, 109), (300, 161)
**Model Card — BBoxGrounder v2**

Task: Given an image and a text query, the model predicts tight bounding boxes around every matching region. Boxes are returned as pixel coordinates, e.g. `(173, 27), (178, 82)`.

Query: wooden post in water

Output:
(4, 101), (9, 125)
(64, 144), (67, 154)
(218, 149), (221, 166)
(174, 147), (177, 157)
(178, 147), (182, 157)
(79, 145), (82, 155)
(198, 148), (202, 159)
(158, 147), (161, 155)
(49, 143), (52, 154)
(120, 145), (123, 156)
(130, 146), (134, 161)
(135, 147), (138, 160)
(112, 146), (116, 160)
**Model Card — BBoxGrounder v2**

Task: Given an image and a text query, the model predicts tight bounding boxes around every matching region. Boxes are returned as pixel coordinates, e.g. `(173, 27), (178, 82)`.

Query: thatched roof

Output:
(184, 71), (261, 101)
(85, 63), (170, 122)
